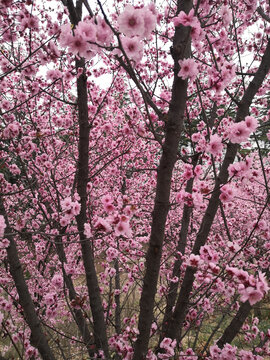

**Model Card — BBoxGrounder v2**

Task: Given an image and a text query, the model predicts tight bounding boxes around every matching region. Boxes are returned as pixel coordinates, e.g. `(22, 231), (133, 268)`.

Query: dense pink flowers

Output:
(245, 116), (258, 132)
(228, 116), (258, 144)
(118, 5), (145, 38)
(121, 36), (143, 63)
(207, 134), (223, 156)
(219, 184), (234, 202)
(178, 58), (198, 80)
(118, 4), (156, 39)
(226, 266), (269, 305)
(173, 9), (197, 27)
(158, 337), (176, 359)
(0, 215), (6, 238)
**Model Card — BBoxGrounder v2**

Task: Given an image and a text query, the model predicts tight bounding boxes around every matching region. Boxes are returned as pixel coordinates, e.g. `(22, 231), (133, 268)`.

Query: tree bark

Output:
(0, 198), (56, 360)
(162, 38), (270, 343)
(160, 162), (196, 340)
(132, 1), (193, 358)
(75, 57), (109, 357)
(216, 301), (252, 348)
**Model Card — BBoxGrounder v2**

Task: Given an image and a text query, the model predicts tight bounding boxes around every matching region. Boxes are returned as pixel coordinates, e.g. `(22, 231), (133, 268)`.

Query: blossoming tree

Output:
(0, 0), (270, 359)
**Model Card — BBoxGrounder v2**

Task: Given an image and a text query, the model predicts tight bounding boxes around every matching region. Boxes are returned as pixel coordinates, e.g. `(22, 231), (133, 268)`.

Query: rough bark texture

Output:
(75, 58), (109, 357)
(54, 232), (95, 358)
(162, 38), (270, 343)
(132, 1), (193, 358)
(62, 1), (109, 356)
(0, 198), (56, 360)
(160, 162), (197, 339)
(216, 301), (252, 348)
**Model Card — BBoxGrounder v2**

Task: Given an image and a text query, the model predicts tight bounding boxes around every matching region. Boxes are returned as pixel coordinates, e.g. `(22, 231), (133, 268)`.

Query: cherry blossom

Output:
(178, 58), (198, 80)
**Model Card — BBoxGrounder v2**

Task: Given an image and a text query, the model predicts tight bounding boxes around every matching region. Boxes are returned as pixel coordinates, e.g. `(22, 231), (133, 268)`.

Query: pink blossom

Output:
(96, 16), (113, 45)
(239, 286), (263, 305)
(75, 21), (96, 42)
(106, 247), (119, 262)
(118, 5), (145, 38)
(159, 337), (176, 358)
(210, 344), (221, 359)
(121, 36), (143, 63)
(0, 215), (6, 238)
(115, 221), (132, 238)
(0, 238), (9, 249)
(186, 254), (201, 268)
(239, 350), (256, 360)
(207, 134), (223, 156)
(102, 194), (113, 205)
(220, 344), (237, 360)
(173, 9), (196, 27)
(178, 58), (198, 81)
(51, 274), (63, 288)
(46, 69), (62, 81)
(228, 121), (250, 143)
(141, 7), (157, 39)
(219, 184), (234, 202)
(69, 34), (88, 56)
(256, 272), (269, 294)
(94, 217), (112, 232)
(220, 5), (232, 26)
(183, 164), (193, 180)
(84, 223), (92, 238)
(61, 197), (72, 211)
(245, 116), (258, 133)
(60, 216), (70, 227)
(59, 23), (73, 47)
(3, 122), (20, 138)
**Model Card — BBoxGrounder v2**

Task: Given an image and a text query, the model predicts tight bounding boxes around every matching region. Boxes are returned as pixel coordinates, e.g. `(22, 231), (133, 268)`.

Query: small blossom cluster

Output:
(226, 267), (269, 305)
(219, 184), (234, 203)
(228, 116), (258, 144)
(158, 337), (177, 359)
(60, 196), (81, 226)
(118, 4), (156, 39)
(228, 156), (252, 179)
(2, 122), (20, 139)
(210, 343), (264, 360)
(178, 58), (198, 81)
(59, 17), (112, 59)
(0, 215), (6, 238)
(117, 4), (157, 63)
(206, 134), (223, 156)
(173, 9), (201, 40)
(208, 61), (236, 93)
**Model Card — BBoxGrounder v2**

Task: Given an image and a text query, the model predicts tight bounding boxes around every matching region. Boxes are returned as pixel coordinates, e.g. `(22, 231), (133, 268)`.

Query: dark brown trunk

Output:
(0, 198), (56, 360)
(162, 38), (270, 343)
(132, 1), (193, 358)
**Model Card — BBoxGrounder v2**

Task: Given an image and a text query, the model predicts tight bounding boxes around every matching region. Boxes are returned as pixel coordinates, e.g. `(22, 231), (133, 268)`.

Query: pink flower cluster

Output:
(0, 215), (6, 238)
(118, 4), (156, 39)
(210, 343), (264, 360)
(228, 116), (258, 144)
(207, 134), (223, 156)
(113, 214), (132, 238)
(83, 223), (92, 238)
(117, 4), (157, 63)
(226, 267), (269, 305)
(219, 184), (234, 203)
(2, 122), (20, 139)
(60, 197), (81, 226)
(228, 156), (252, 179)
(178, 58), (198, 81)
(158, 337), (177, 359)
(102, 194), (115, 213)
(59, 17), (112, 59)
(173, 9), (201, 40)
